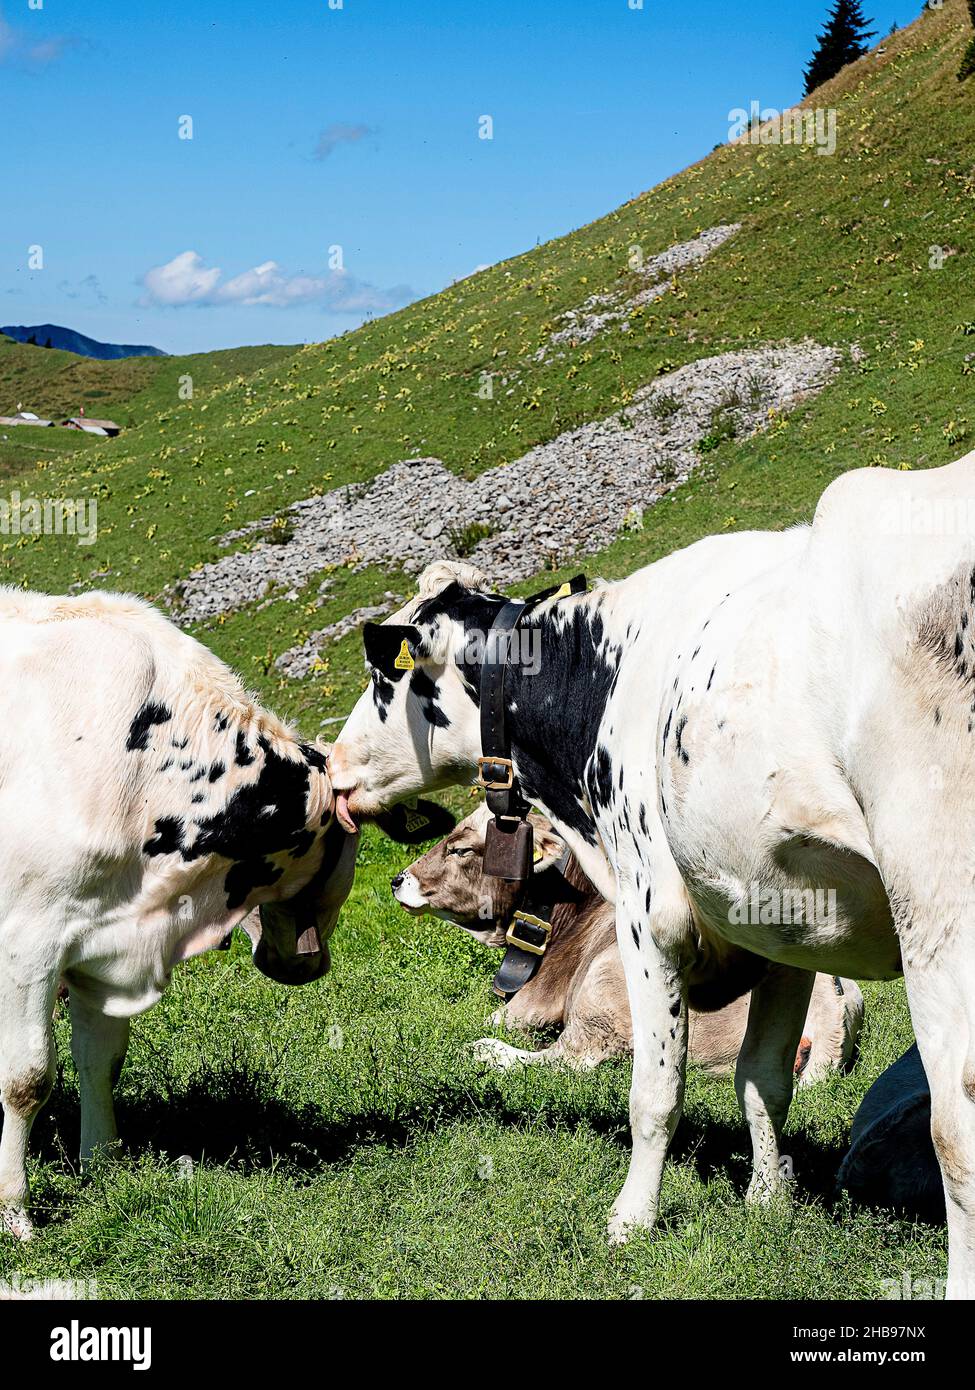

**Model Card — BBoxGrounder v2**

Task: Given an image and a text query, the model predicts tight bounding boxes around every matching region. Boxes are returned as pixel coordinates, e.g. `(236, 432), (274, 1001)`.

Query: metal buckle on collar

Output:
(505, 910), (551, 956)
(476, 756), (514, 791)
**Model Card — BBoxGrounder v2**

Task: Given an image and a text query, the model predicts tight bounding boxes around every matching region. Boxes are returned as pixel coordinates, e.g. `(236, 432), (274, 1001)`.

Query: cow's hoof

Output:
(607, 1211), (632, 1246)
(471, 1037), (525, 1069)
(1, 1207), (34, 1242)
(745, 1175), (789, 1207)
(607, 1204), (653, 1246)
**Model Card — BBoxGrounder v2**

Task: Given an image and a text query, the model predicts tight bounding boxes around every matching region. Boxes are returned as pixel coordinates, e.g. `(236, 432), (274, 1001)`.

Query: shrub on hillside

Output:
(960, 0), (975, 82)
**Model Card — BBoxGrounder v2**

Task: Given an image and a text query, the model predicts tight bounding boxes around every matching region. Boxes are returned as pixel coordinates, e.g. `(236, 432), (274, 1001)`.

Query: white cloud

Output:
(215, 261), (328, 307)
(139, 250), (413, 316)
(313, 123), (374, 161)
(57, 273), (107, 305)
(0, 9), (79, 67)
(141, 251), (222, 307)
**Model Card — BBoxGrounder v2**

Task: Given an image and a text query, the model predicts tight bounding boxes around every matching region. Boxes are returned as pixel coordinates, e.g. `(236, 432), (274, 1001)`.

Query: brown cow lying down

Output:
(392, 806), (864, 1078)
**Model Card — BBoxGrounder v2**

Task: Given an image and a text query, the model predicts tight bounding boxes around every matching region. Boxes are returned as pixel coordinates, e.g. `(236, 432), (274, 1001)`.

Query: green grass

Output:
(0, 0), (966, 1298)
(1, 830), (945, 1301)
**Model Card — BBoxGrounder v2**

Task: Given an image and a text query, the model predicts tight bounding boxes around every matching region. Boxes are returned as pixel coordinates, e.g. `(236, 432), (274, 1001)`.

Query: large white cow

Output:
(0, 588), (358, 1240)
(329, 452), (975, 1298)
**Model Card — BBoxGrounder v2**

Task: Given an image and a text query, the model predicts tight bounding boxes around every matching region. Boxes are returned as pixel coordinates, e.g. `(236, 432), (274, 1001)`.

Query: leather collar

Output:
(491, 847), (580, 1000)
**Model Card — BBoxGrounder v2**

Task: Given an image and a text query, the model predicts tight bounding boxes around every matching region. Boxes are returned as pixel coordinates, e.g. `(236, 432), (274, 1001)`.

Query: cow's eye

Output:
(448, 846), (474, 857)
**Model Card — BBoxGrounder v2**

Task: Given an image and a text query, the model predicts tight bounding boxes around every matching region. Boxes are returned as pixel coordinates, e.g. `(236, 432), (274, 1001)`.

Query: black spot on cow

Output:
(171, 736), (189, 750)
(645, 885), (652, 914)
(215, 712), (230, 733)
(225, 856), (282, 909)
(188, 766), (206, 783)
(630, 924), (641, 949)
(143, 816), (184, 857)
(669, 997), (681, 1017)
(289, 828), (315, 860)
(299, 742), (327, 772)
(126, 700), (172, 752)
(371, 669), (395, 723)
(235, 731), (255, 766)
(410, 668), (450, 729)
(143, 742), (321, 909)
(707, 664), (716, 691)
(674, 714), (690, 764)
(191, 793), (205, 805)
(638, 802), (649, 837)
(405, 582), (621, 844)
(588, 744), (615, 811)
(934, 707), (942, 726)
(208, 761), (226, 784)
(662, 708), (673, 755)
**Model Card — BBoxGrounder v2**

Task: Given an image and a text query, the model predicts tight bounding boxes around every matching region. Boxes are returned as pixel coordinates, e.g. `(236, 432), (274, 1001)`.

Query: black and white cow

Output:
(330, 454), (975, 1298)
(0, 588), (358, 1240)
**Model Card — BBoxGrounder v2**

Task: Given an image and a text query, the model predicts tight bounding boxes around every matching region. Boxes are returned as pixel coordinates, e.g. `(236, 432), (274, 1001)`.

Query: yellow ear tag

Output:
(394, 640), (415, 671)
(533, 846), (543, 863)
(554, 582), (572, 599)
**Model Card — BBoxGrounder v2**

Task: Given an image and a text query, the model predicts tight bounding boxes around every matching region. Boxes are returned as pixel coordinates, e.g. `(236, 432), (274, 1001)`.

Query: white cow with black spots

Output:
(330, 452), (975, 1298)
(0, 589), (357, 1240)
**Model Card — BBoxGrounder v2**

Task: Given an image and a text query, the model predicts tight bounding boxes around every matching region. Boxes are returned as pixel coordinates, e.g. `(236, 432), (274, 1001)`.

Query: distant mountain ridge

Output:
(1, 324), (167, 361)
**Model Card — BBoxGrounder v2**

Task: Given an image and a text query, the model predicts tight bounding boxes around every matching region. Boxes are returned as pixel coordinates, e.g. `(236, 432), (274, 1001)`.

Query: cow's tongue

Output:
(334, 791), (357, 834)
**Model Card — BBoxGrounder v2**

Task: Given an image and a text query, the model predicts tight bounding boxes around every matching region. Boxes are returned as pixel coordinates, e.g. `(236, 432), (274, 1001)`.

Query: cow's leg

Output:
(734, 964), (814, 1203)
(903, 946), (975, 1300)
(69, 991), (129, 1162)
(608, 870), (690, 1242)
(0, 973), (58, 1241)
(472, 1035), (605, 1070)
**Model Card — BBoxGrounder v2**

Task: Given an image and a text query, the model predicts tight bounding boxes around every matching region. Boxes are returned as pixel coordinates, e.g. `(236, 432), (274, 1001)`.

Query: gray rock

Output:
(168, 339), (844, 631)
(274, 595), (401, 679)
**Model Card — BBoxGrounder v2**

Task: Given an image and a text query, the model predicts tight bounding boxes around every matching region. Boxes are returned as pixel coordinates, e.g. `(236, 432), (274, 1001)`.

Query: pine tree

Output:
(803, 1), (876, 96)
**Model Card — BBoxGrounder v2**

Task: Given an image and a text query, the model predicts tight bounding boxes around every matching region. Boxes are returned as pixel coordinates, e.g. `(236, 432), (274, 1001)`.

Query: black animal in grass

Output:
(839, 1044), (943, 1223)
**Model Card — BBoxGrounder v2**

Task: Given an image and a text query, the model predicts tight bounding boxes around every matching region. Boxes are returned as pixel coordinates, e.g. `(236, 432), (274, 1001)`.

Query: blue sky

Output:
(2, 0), (922, 356)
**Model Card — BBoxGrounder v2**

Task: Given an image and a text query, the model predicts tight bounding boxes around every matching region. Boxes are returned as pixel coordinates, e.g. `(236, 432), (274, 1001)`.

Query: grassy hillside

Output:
(2, 2), (973, 725)
(0, 0), (969, 1299)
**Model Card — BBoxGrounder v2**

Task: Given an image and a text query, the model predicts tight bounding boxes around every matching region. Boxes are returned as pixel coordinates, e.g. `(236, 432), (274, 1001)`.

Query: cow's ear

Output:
(375, 799), (457, 844)
(532, 826), (566, 872)
(363, 623), (422, 681)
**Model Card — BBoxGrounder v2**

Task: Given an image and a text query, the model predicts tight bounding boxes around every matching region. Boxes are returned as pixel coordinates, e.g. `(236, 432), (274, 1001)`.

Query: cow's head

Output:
(391, 804), (566, 945)
(329, 561), (507, 828)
